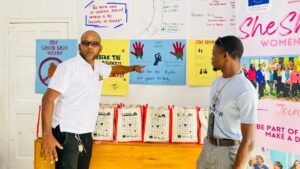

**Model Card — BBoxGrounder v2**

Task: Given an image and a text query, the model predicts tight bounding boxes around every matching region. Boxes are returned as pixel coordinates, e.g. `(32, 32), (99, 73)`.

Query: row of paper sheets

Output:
(93, 104), (209, 144)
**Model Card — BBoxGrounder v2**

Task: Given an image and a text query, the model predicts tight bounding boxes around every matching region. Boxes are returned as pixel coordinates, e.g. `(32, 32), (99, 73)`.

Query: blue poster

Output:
(129, 40), (186, 85)
(35, 39), (77, 94)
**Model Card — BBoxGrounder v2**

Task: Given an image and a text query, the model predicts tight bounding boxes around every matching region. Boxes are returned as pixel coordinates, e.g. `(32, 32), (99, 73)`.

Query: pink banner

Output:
(256, 100), (300, 155)
(236, 1), (300, 56)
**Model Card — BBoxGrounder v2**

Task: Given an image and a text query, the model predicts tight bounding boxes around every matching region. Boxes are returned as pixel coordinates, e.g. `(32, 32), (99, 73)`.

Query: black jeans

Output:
(52, 126), (93, 169)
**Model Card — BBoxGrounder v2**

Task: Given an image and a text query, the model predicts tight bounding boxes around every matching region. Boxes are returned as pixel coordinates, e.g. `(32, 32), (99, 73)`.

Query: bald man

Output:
(41, 30), (145, 169)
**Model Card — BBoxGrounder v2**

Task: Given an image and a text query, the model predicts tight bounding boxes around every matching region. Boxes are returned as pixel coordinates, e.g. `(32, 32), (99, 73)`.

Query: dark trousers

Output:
(52, 126), (93, 169)
(291, 83), (299, 97)
(276, 82), (283, 96)
(283, 84), (290, 98)
(258, 82), (265, 99)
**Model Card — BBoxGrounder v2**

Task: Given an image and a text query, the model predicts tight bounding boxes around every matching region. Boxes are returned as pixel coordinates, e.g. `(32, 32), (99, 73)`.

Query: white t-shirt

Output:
(209, 72), (258, 140)
(48, 54), (112, 134)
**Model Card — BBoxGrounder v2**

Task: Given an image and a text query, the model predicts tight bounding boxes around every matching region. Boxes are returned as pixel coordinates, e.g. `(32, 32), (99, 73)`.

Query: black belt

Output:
(209, 137), (240, 147)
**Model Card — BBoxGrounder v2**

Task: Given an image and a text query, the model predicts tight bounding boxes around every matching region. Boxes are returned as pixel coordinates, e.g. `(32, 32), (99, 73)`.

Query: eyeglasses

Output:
(81, 40), (101, 47)
(216, 37), (228, 52)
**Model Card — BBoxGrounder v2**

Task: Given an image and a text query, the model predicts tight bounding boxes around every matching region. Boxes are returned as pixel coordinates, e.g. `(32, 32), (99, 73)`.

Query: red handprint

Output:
(130, 41), (144, 59)
(170, 41), (185, 60)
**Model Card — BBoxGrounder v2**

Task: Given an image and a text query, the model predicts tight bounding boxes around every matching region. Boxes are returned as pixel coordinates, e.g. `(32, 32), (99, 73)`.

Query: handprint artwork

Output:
(130, 41), (144, 59)
(170, 41), (185, 61)
(130, 40), (186, 85)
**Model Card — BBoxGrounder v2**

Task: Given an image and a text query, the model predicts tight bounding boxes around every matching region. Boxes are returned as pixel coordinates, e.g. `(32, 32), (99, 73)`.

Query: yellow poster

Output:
(187, 39), (221, 86)
(96, 39), (129, 96)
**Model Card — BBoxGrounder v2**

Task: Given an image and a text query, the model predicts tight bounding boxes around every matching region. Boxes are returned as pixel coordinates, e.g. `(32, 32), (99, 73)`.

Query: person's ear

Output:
(224, 52), (228, 58)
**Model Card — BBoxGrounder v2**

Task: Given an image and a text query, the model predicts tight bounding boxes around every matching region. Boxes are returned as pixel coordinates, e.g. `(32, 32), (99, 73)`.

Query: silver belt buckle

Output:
(216, 138), (220, 146)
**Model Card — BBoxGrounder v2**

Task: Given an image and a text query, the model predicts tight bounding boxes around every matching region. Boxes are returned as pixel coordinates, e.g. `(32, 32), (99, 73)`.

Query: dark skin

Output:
(40, 30), (145, 163)
(211, 44), (256, 169)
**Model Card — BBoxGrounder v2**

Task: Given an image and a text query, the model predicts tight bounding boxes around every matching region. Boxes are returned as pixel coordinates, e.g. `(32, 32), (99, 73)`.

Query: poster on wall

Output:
(188, 0), (236, 38)
(35, 39), (77, 94)
(129, 39), (186, 85)
(96, 39), (129, 96)
(78, 0), (133, 39)
(187, 39), (221, 86)
(134, 0), (187, 39)
(236, 1), (300, 56)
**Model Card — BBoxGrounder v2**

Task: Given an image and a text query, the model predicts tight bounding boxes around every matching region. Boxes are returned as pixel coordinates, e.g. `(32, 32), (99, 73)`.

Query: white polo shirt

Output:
(48, 54), (112, 134)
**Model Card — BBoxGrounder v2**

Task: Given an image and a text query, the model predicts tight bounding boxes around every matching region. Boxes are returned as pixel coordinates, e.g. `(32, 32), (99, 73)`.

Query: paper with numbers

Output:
(172, 107), (199, 143)
(93, 105), (115, 141)
(116, 106), (143, 142)
(144, 107), (170, 142)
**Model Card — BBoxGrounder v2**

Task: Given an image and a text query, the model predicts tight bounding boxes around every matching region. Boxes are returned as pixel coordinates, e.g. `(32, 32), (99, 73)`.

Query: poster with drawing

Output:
(93, 105), (115, 141)
(129, 39), (186, 85)
(35, 39), (77, 94)
(116, 106), (143, 142)
(96, 39), (130, 96)
(187, 39), (222, 86)
(144, 107), (170, 142)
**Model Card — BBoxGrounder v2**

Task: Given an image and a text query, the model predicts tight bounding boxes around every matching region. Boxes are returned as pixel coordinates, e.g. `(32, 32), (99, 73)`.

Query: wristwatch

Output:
(131, 65), (136, 72)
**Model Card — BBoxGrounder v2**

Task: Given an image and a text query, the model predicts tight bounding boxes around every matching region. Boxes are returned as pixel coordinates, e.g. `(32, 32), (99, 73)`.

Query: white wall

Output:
(0, 0), (211, 167)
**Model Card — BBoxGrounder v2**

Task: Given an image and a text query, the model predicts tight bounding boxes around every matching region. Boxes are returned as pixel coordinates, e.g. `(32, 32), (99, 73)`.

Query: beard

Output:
(79, 52), (98, 60)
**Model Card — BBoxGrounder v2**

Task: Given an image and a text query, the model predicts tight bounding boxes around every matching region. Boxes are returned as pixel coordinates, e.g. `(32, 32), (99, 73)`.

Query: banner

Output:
(256, 100), (300, 155)
(236, 1), (300, 56)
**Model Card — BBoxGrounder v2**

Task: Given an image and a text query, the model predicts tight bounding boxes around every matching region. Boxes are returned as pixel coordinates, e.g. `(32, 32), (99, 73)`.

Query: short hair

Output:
(256, 155), (264, 163)
(215, 35), (244, 59)
(274, 161), (283, 169)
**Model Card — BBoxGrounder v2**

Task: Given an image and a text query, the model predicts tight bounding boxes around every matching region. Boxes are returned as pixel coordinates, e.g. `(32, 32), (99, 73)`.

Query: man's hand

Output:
(131, 41), (144, 59)
(134, 65), (145, 73)
(170, 41), (185, 60)
(40, 133), (63, 164)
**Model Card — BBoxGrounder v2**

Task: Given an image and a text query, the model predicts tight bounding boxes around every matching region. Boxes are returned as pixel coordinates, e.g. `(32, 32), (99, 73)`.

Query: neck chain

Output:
(215, 70), (242, 98)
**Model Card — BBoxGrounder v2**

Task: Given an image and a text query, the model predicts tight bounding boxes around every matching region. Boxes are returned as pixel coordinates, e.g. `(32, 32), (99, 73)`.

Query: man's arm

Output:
(40, 88), (63, 163)
(233, 123), (256, 169)
(110, 65), (145, 76)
